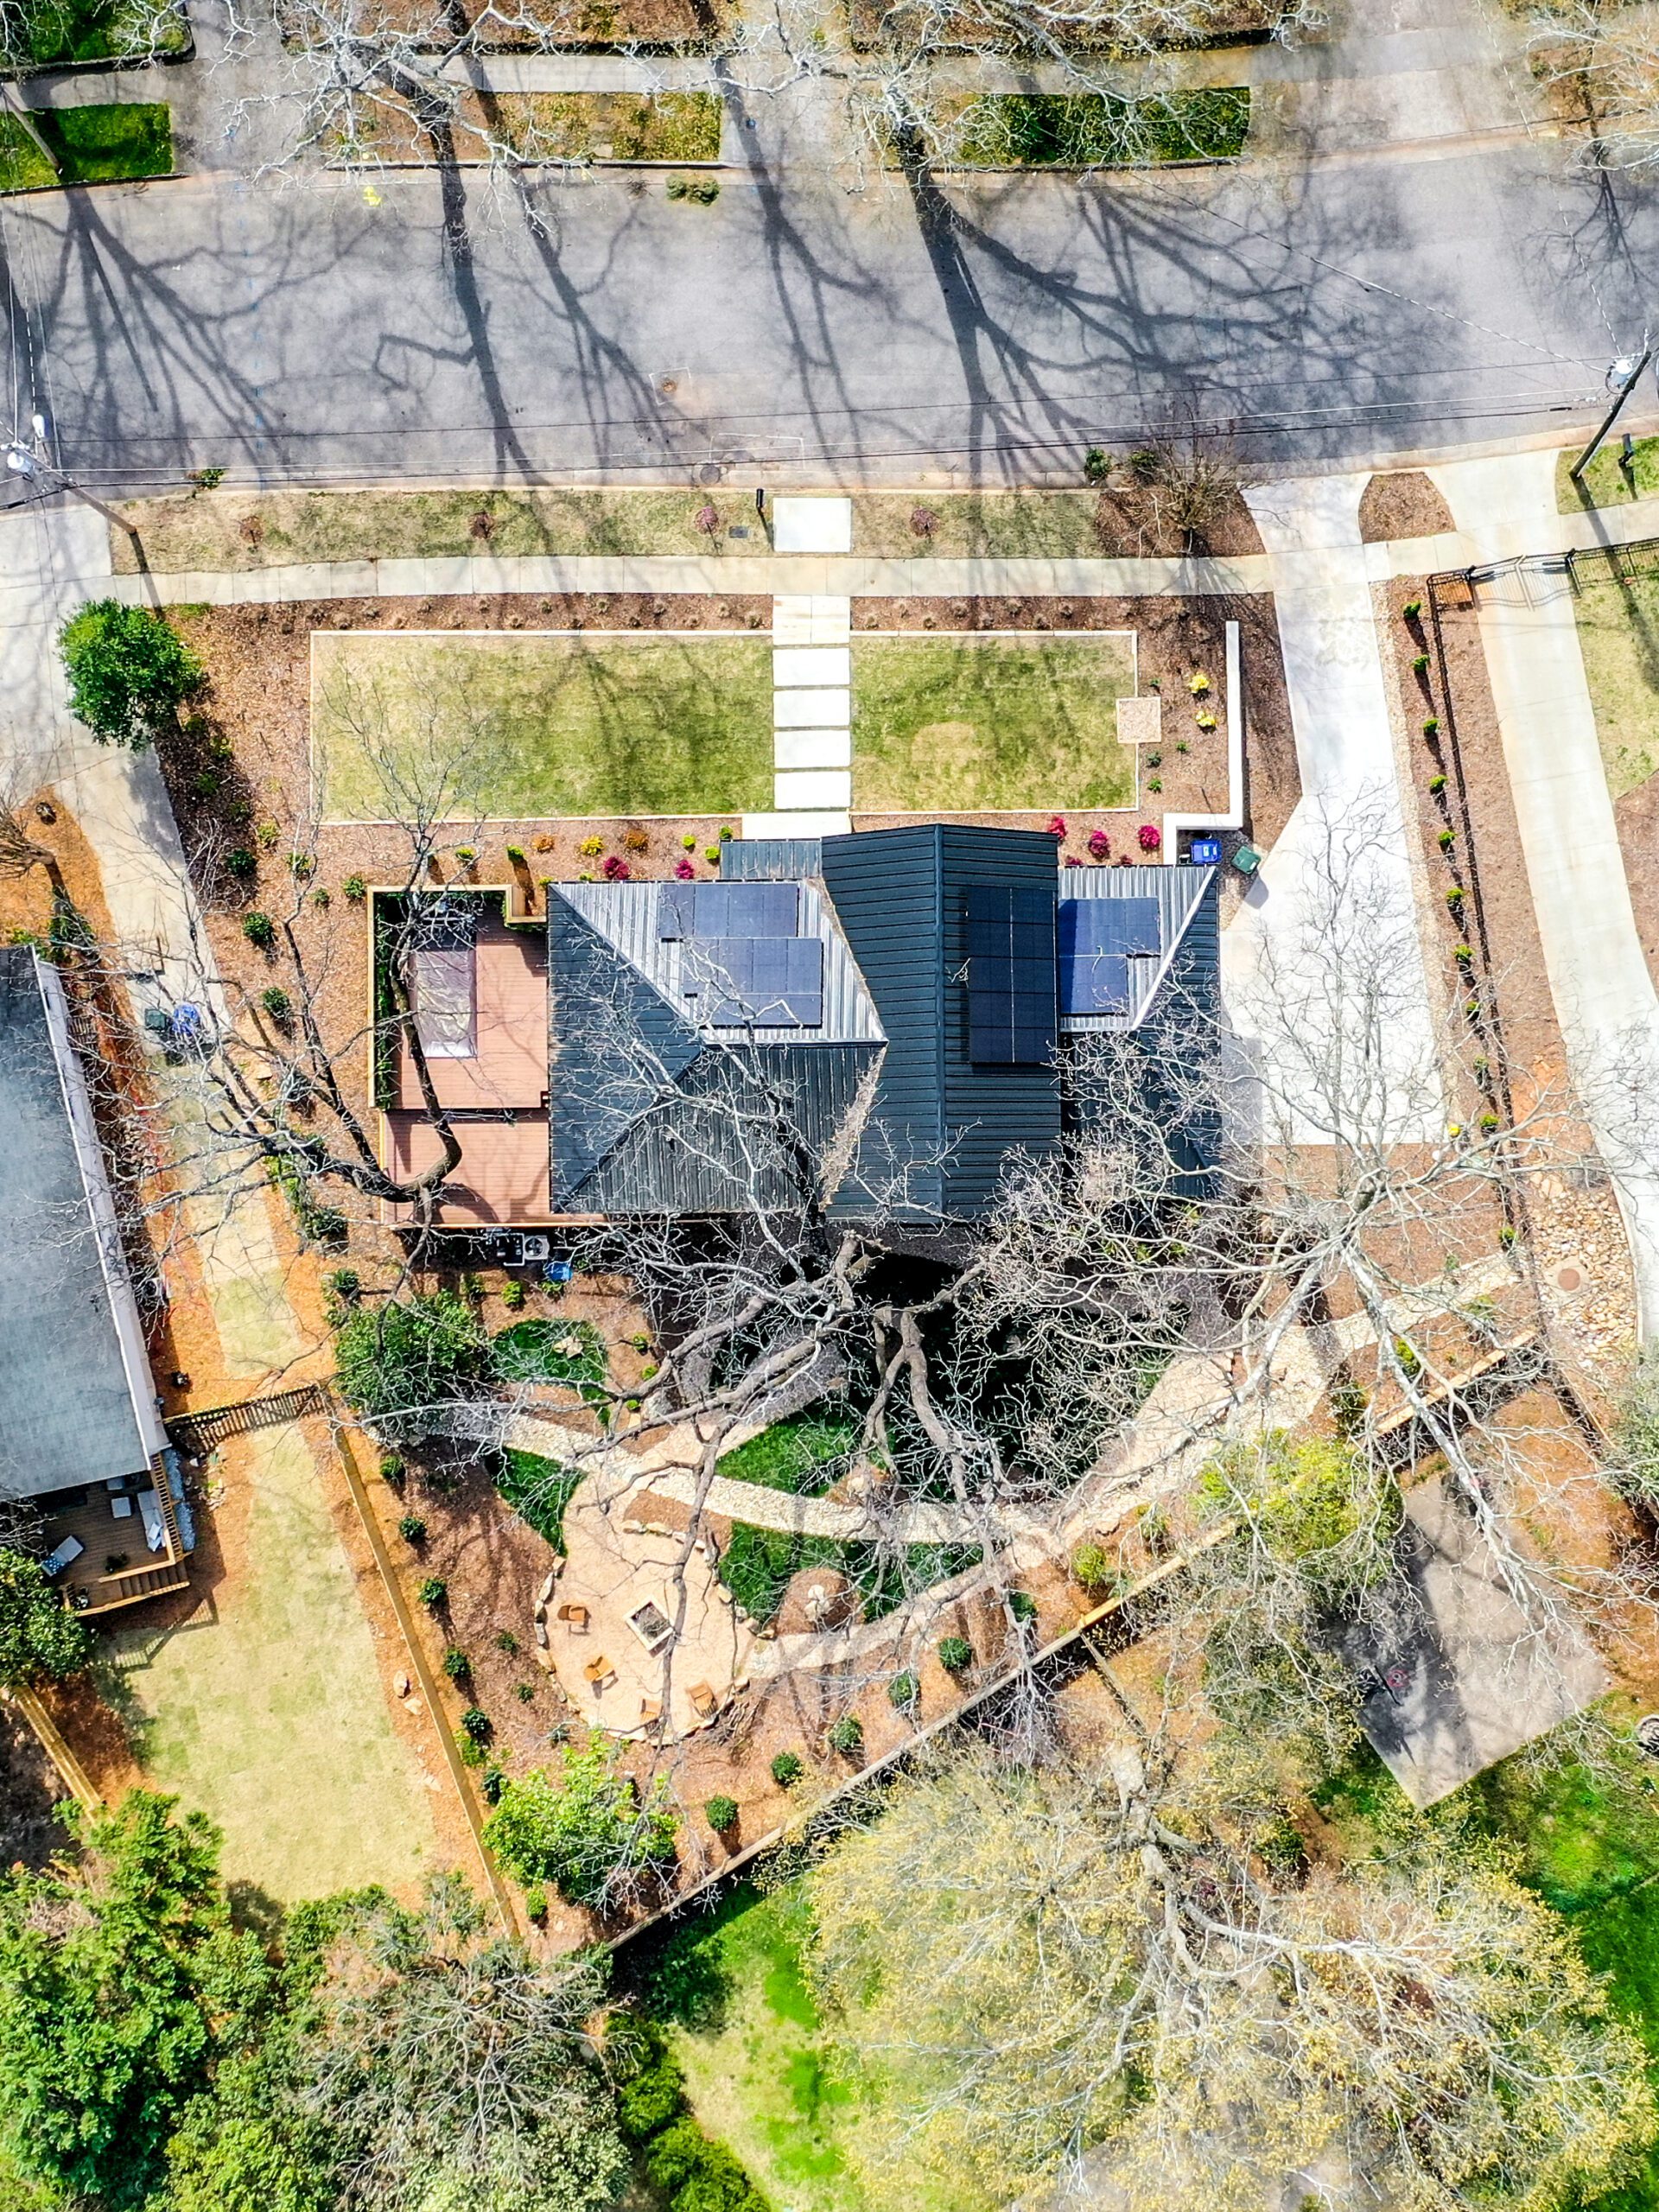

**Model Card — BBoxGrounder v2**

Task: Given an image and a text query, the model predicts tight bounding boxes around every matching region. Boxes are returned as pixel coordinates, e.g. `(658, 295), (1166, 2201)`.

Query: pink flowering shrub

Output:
(1087, 828), (1109, 860)
(674, 858), (696, 880)
(1047, 815), (1067, 840)
(1137, 823), (1161, 853)
(1063, 855), (1084, 868)
(601, 855), (631, 881)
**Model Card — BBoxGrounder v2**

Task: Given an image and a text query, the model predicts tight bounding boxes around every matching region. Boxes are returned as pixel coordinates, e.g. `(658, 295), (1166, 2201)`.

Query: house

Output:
(0, 947), (192, 1615)
(382, 826), (1219, 1230)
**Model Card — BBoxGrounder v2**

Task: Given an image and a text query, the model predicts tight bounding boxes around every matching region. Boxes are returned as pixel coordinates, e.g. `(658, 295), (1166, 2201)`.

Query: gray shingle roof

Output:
(0, 950), (151, 1499)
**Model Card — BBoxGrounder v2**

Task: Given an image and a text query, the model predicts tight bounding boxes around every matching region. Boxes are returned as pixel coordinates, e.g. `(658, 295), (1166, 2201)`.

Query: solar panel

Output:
(657, 884), (693, 942)
(1058, 897), (1161, 961)
(965, 885), (1056, 1065)
(696, 938), (823, 1028)
(1059, 949), (1131, 1017)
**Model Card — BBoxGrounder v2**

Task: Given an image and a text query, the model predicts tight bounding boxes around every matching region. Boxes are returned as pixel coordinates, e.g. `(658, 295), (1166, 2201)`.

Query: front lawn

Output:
(0, 101), (172, 190)
(717, 1411), (861, 1496)
(1559, 436), (1659, 514)
(3, 0), (187, 68)
(851, 632), (1138, 812)
(310, 631), (774, 821)
(950, 88), (1250, 167)
(1573, 572), (1659, 800)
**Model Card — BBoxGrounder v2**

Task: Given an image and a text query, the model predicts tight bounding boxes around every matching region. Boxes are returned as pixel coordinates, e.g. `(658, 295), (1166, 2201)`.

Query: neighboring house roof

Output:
(0, 949), (158, 1499)
(542, 833), (1222, 1224)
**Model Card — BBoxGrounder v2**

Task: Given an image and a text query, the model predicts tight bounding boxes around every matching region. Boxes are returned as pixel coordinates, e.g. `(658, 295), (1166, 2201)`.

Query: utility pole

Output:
(4, 426), (146, 563)
(1569, 344), (1655, 486)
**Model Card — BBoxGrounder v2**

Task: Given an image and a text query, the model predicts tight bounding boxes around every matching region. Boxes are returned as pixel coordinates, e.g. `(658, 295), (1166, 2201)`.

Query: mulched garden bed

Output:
(1358, 470), (1455, 544)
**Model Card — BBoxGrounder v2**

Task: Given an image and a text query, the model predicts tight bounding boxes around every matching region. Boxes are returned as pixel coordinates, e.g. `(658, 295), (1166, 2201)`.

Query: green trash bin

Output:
(1231, 843), (1262, 876)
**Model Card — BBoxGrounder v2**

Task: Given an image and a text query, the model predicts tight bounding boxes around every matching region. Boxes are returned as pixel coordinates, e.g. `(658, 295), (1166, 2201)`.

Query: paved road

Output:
(1, 101), (1655, 493)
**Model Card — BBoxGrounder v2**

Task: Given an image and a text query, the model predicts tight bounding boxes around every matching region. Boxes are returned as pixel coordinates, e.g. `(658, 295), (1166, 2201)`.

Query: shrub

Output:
(1445, 887), (1465, 909)
(719, 825), (734, 841)
(327, 1267), (361, 1302)
(645, 2118), (766, 2210)
(224, 846), (257, 883)
(910, 503), (938, 536)
(887, 1671), (918, 1709)
(505, 843), (526, 862)
(1438, 828), (1455, 850)
(288, 851), (315, 879)
(515, 1681), (536, 1703)
(442, 1647), (472, 1682)
(579, 835), (604, 857)
(1087, 828), (1109, 859)
(937, 1634), (972, 1672)
(1423, 716), (1440, 738)
(501, 1280), (526, 1311)
(619, 2044), (687, 2142)
(460, 1706), (492, 1744)
(258, 984), (292, 1023)
(1428, 773), (1446, 795)
(1403, 597), (1423, 620)
(682, 833), (699, 850)
(770, 1751), (804, 1788)
(397, 1514), (427, 1545)
(379, 1454), (405, 1485)
(454, 847), (476, 866)
(1008, 1589), (1039, 1624)
(484, 1740), (679, 1907)
(601, 855), (631, 881)
(827, 1714), (864, 1756)
(334, 1290), (494, 1442)
(241, 911), (274, 949)
(0, 1549), (94, 1686)
(312, 884), (330, 909)
(1452, 943), (1473, 963)
(1137, 823), (1161, 853)
(495, 1627), (520, 1655)
(1047, 814), (1067, 839)
(1071, 1541), (1113, 1590)
(1479, 1111), (1500, 1133)
(59, 601), (203, 748)
(1412, 652), (1430, 674)
(674, 858), (696, 880)
(704, 1794), (739, 1832)
(623, 825), (650, 854)
(704, 846), (721, 864)
(458, 1735), (486, 1767)
(1082, 445), (1111, 483)
(343, 874), (367, 900)
(416, 1577), (448, 1610)
(1499, 1224), (1517, 1249)
(256, 819), (280, 849)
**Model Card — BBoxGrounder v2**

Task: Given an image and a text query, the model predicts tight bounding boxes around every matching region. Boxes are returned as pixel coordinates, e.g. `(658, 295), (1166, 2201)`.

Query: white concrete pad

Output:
(773, 689), (850, 730)
(774, 728), (852, 771)
(741, 811), (852, 838)
(772, 499), (853, 555)
(772, 645), (850, 688)
(773, 769), (852, 810)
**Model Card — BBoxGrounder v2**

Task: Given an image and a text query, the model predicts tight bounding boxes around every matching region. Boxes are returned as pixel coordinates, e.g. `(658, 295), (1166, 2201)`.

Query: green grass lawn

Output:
(99, 1424), (439, 1904)
(950, 88), (1250, 167)
(0, 103), (173, 191)
(852, 632), (1138, 812)
(642, 1880), (987, 2212)
(497, 1449), (584, 1552)
(1572, 574), (1659, 799)
(1558, 436), (1659, 514)
(717, 1411), (861, 1496)
(311, 631), (773, 821)
(3, 0), (188, 68)
(853, 491), (1113, 558)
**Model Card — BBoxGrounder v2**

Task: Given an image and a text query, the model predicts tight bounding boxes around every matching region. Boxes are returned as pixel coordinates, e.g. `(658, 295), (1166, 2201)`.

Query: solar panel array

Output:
(658, 881), (798, 943)
(1058, 896), (1162, 1016)
(660, 879), (822, 1028)
(965, 885), (1056, 1065)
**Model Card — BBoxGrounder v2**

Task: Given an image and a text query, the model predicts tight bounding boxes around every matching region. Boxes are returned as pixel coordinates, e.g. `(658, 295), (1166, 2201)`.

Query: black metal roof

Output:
(0, 950), (152, 1498)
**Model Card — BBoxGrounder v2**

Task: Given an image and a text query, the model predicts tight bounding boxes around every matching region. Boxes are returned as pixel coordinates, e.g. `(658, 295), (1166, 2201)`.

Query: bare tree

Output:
(1529, 0), (1659, 175)
(804, 1735), (1656, 2212)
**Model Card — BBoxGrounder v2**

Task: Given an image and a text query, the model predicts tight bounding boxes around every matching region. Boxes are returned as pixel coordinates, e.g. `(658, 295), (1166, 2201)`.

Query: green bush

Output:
(1071, 1541), (1112, 1590)
(887, 1672), (918, 1709)
(770, 1751), (804, 1788)
(483, 1740), (678, 1908)
(937, 1634), (972, 1673)
(0, 1550), (93, 1687)
(501, 1280), (526, 1312)
(258, 984), (292, 1022)
(442, 1648), (471, 1683)
(416, 1577), (447, 1611)
(827, 1715), (863, 1756)
(343, 874), (367, 900)
(523, 1882), (548, 1922)
(460, 1706), (492, 1744)
(224, 846), (257, 882)
(1008, 1590), (1039, 1624)
(493, 1316), (607, 1389)
(334, 1291), (495, 1442)
(240, 911), (274, 949)
(703, 1794), (738, 1832)
(397, 1515), (426, 1545)
(645, 2118), (769, 2212)
(379, 1454), (404, 1485)
(494, 1628), (519, 1655)
(59, 601), (201, 749)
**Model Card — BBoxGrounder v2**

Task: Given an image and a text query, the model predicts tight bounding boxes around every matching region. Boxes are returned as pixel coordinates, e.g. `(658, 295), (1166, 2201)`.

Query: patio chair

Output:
(556, 1603), (589, 1630)
(583, 1656), (617, 1691)
(639, 1697), (662, 1725)
(688, 1681), (718, 1719)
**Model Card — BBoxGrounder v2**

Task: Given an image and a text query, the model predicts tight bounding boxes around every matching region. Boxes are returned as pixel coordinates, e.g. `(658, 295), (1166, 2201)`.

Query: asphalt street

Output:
(1, 107), (1655, 489)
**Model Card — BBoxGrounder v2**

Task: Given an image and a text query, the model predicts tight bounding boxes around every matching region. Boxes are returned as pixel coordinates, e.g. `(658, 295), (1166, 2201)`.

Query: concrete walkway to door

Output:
(1430, 450), (1659, 1338)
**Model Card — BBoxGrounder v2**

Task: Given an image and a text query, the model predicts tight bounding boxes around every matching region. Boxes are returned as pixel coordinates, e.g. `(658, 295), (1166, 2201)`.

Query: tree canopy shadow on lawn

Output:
(851, 632), (1139, 813)
(310, 631), (773, 822)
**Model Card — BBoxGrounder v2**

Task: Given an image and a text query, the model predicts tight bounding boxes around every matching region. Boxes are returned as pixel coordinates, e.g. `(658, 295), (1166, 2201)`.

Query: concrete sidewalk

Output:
(1225, 473), (1442, 1147)
(1431, 449), (1659, 1338)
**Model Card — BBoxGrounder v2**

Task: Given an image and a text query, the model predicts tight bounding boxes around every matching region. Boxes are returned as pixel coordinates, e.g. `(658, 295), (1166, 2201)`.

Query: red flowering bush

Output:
(1063, 855), (1084, 868)
(1137, 823), (1161, 853)
(674, 858), (696, 880)
(1047, 815), (1067, 840)
(1087, 828), (1109, 860)
(601, 855), (631, 880)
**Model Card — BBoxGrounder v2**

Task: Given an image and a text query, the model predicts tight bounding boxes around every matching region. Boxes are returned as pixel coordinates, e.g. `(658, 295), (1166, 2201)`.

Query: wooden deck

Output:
(44, 1457), (191, 1618)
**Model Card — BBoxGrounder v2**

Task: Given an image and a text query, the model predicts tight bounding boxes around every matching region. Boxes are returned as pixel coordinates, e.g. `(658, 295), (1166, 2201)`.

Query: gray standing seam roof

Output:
(0, 949), (150, 1499)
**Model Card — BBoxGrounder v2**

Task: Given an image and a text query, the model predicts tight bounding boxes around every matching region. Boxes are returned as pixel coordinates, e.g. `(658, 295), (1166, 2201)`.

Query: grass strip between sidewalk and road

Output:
(0, 100), (172, 190)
